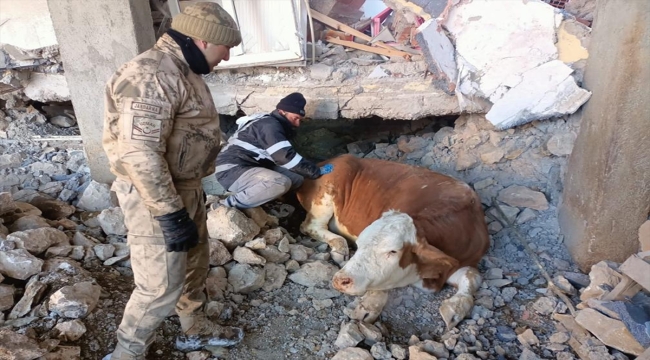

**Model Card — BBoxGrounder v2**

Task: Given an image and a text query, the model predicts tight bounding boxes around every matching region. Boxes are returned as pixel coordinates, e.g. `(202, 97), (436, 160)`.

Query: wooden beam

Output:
(310, 9), (395, 51)
(325, 37), (411, 59)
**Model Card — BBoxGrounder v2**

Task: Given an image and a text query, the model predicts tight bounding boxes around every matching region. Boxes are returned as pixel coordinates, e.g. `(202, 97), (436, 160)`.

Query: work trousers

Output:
(110, 178), (209, 359)
(223, 166), (303, 209)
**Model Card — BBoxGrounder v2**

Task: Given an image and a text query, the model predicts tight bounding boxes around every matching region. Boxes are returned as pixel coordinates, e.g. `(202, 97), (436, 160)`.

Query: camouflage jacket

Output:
(103, 34), (221, 216)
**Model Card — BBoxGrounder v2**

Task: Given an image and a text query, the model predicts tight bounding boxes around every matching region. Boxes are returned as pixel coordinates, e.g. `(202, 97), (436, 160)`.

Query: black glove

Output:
(154, 208), (199, 252)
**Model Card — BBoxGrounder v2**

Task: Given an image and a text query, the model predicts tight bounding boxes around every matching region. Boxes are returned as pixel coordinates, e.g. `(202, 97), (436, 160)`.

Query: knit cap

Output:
(171, 2), (242, 47)
(276, 93), (307, 116)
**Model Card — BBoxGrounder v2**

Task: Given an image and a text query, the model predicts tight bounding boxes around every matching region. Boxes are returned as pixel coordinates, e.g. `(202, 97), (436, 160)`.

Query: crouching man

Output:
(215, 93), (332, 209)
(102, 3), (244, 359)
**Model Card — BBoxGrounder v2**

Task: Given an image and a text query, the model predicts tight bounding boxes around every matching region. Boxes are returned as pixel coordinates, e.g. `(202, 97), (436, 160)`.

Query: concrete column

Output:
(47, 0), (155, 183)
(559, 0), (650, 271)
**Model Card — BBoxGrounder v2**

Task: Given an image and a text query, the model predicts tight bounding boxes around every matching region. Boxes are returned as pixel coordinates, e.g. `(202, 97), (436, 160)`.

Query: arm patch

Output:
(131, 116), (162, 141)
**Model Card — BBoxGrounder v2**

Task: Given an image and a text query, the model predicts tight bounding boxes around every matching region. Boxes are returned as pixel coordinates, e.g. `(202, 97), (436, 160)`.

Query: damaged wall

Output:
(559, 0), (650, 271)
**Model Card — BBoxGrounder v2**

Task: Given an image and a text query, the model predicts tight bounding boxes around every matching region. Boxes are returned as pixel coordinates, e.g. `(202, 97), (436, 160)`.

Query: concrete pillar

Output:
(559, 0), (650, 271)
(47, 0), (155, 183)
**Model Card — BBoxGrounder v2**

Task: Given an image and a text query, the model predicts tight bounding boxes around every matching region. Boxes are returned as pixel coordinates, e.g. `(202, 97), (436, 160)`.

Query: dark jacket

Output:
(215, 110), (320, 189)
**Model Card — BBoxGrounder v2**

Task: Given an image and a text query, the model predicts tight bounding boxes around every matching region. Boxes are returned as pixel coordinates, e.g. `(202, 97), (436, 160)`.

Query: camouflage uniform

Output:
(103, 33), (221, 358)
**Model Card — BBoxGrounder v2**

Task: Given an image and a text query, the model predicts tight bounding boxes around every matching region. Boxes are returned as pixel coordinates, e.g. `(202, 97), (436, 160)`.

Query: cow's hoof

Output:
(343, 291), (388, 323)
(331, 251), (347, 267)
(440, 294), (474, 331)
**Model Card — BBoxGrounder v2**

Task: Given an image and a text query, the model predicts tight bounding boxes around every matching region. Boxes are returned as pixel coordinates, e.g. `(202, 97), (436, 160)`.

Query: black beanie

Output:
(276, 92), (306, 116)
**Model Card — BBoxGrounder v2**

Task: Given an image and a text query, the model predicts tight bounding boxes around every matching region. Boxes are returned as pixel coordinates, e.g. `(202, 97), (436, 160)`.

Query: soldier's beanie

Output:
(171, 2), (242, 48)
(276, 93), (307, 116)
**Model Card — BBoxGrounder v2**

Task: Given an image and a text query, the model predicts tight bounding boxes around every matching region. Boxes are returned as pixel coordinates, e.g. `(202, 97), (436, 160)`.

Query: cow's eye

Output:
(388, 250), (398, 255)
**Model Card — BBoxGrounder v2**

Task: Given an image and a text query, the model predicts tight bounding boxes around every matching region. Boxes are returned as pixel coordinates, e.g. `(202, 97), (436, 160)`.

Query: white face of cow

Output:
(332, 211), (421, 296)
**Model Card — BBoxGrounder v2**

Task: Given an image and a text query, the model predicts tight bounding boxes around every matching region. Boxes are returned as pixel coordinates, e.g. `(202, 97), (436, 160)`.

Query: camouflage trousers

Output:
(110, 178), (210, 359)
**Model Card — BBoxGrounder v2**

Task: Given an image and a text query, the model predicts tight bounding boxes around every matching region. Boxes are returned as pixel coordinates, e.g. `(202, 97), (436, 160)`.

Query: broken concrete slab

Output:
(415, 18), (457, 94)
(0, 0), (58, 50)
(24, 73), (70, 103)
(485, 60), (591, 129)
(575, 308), (645, 356)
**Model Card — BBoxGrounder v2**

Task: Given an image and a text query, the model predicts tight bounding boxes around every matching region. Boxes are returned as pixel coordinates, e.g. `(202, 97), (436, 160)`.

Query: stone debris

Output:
(48, 281), (102, 319)
(227, 264), (265, 294)
(575, 308), (645, 356)
(75, 181), (113, 212)
(517, 329), (540, 347)
(9, 275), (46, 319)
(331, 347), (373, 360)
(0, 329), (47, 360)
(208, 239), (233, 266)
(288, 260), (339, 288)
(0, 248), (44, 280)
(262, 263), (287, 292)
(335, 321), (365, 349)
(8, 214), (51, 232)
(7, 227), (68, 255)
(233, 246), (266, 265)
(497, 185), (549, 211)
(55, 319), (87, 341)
(207, 206), (260, 249)
(97, 207), (127, 236)
(0, 284), (15, 311)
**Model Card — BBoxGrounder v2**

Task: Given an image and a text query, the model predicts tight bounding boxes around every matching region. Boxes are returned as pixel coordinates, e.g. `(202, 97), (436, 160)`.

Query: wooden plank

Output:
(325, 37), (411, 59)
(310, 9), (395, 51)
(620, 254), (650, 291)
(602, 275), (641, 301)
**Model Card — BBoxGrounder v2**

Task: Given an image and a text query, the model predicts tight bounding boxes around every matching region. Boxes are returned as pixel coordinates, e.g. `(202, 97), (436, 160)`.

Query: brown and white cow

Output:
(296, 154), (490, 329)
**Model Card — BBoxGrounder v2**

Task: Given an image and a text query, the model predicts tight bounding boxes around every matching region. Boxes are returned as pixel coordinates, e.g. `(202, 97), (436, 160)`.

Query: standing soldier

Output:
(102, 3), (243, 359)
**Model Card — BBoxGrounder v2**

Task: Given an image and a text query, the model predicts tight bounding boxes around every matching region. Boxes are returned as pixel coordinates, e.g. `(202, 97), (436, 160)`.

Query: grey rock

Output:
(497, 185), (549, 211)
(359, 322), (382, 344)
(549, 332), (570, 344)
(227, 263), (265, 294)
(93, 244), (115, 261)
(553, 275), (577, 295)
(30, 162), (67, 177)
(289, 244), (311, 262)
(277, 237), (290, 253)
(55, 319), (87, 341)
(390, 344), (407, 359)
(517, 329), (540, 346)
(72, 232), (100, 247)
(370, 342), (392, 360)
(97, 207), (127, 236)
(335, 321), (364, 349)
(49, 281), (102, 319)
(331, 347), (373, 360)
(8, 275), (46, 319)
(575, 308), (646, 355)
(50, 115), (76, 128)
(76, 181), (113, 211)
(408, 345), (437, 360)
(7, 227), (68, 255)
(262, 228), (284, 245)
(501, 287), (517, 302)
(288, 260), (339, 288)
(0, 329), (47, 359)
(547, 133), (576, 156)
(208, 239), (232, 266)
(256, 245), (290, 263)
(8, 215), (51, 233)
(485, 268), (503, 280)
(519, 348), (541, 360)
(533, 296), (557, 315)
(244, 238), (266, 250)
(496, 326), (517, 342)
(0, 249), (43, 280)
(262, 263), (287, 292)
(207, 207), (260, 249)
(0, 284), (15, 312)
(422, 340), (449, 358)
(233, 246), (266, 265)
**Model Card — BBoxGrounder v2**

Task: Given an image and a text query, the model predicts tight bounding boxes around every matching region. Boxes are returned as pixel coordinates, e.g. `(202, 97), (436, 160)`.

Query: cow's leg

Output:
(439, 267), (482, 331)
(299, 193), (349, 266)
(343, 290), (388, 324)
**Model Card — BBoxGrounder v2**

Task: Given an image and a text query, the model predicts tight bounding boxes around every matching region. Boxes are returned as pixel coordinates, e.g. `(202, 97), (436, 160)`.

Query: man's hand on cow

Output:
(320, 163), (334, 175)
(154, 208), (199, 252)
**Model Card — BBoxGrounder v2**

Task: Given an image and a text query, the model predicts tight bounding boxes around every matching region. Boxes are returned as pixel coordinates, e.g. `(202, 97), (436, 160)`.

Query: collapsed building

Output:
(1, 0), (649, 359)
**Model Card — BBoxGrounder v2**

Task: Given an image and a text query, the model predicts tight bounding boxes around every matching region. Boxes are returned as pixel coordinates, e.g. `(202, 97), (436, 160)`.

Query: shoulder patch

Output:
(131, 102), (162, 114)
(131, 116), (162, 142)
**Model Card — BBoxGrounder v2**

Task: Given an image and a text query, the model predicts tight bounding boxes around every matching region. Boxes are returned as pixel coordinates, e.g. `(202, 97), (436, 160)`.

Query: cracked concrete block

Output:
(24, 73), (71, 102)
(415, 19), (457, 94)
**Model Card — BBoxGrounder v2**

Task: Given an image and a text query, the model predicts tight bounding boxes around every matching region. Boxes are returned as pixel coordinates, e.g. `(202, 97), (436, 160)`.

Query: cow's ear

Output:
(411, 240), (459, 291)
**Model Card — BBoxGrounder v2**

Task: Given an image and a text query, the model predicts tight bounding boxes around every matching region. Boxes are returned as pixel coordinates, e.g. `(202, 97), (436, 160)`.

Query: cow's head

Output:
(332, 210), (458, 296)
